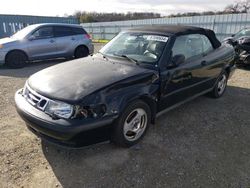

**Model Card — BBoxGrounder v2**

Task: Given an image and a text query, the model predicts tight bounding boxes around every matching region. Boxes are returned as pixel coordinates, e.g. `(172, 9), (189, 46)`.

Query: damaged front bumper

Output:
(15, 89), (117, 146)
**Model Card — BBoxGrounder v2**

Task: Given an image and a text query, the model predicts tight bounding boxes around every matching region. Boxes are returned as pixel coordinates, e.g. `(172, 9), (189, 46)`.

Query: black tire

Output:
(209, 71), (228, 98)
(5, 51), (28, 69)
(74, 46), (89, 59)
(111, 100), (151, 147)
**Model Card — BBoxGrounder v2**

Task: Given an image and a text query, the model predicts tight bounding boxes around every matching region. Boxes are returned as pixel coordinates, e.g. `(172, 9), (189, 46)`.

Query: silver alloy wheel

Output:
(123, 108), (148, 142)
(217, 74), (227, 95)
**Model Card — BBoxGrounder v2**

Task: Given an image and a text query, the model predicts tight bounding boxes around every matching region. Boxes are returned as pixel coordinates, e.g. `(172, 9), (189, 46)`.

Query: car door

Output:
(26, 26), (58, 60)
(159, 34), (214, 110)
(54, 26), (77, 57)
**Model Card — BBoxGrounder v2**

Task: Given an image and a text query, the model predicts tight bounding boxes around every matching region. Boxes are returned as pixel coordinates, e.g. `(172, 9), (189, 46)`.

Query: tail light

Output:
(85, 34), (92, 39)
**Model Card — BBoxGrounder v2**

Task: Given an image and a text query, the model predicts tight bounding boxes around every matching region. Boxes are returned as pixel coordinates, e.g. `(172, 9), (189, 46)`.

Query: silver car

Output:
(0, 23), (94, 68)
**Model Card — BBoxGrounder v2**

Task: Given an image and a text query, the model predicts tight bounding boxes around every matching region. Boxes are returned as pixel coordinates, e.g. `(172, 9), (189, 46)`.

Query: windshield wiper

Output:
(113, 53), (140, 65)
(98, 51), (109, 60)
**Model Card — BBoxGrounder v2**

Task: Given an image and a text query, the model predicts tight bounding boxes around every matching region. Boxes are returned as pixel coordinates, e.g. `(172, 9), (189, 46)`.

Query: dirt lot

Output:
(0, 44), (250, 188)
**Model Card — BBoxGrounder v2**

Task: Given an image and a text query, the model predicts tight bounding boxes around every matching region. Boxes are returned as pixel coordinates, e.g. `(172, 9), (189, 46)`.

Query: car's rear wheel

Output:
(210, 72), (228, 98)
(74, 46), (89, 59)
(112, 100), (151, 147)
(5, 51), (28, 69)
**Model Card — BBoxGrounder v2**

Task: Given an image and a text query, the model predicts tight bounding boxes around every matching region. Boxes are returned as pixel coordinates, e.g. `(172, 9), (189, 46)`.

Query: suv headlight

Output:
(45, 100), (74, 119)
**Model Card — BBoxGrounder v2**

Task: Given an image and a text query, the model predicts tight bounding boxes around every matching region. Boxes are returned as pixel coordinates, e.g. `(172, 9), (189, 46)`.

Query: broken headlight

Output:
(45, 100), (74, 119)
(75, 104), (106, 119)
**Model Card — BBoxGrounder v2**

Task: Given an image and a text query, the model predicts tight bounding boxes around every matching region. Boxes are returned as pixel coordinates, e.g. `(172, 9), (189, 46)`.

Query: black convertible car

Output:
(15, 25), (236, 147)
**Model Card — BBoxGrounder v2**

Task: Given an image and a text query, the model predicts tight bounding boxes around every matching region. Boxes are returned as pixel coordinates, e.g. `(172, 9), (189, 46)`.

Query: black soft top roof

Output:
(127, 25), (221, 49)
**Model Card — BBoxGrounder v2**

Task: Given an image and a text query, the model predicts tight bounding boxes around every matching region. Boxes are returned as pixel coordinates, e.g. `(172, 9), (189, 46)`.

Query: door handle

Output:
(71, 37), (75, 40)
(50, 39), (55, 43)
(201, 61), (207, 66)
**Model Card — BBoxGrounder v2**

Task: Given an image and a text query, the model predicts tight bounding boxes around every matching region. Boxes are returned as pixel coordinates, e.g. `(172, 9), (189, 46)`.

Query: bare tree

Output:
(240, 0), (250, 13)
(224, 2), (241, 13)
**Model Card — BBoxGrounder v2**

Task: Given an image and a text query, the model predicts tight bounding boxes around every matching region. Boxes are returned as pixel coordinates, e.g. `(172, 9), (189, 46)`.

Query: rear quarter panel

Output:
(208, 44), (234, 73)
(74, 35), (93, 53)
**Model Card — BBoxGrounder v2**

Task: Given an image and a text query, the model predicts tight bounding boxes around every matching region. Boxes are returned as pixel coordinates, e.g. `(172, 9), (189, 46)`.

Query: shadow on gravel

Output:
(236, 64), (250, 71)
(41, 86), (250, 187)
(0, 59), (66, 78)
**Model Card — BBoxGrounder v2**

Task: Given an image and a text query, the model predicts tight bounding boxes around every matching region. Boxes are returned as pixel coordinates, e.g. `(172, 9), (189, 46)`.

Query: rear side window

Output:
(54, 26), (74, 37)
(72, 27), (87, 35)
(201, 35), (214, 54)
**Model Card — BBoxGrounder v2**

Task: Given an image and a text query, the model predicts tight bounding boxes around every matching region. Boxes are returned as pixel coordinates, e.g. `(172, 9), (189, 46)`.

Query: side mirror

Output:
(172, 54), (185, 67)
(28, 35), (35, 41)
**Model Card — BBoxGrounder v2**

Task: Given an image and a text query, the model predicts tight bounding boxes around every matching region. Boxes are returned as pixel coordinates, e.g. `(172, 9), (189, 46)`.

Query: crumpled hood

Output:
(28, 56), (150, 103)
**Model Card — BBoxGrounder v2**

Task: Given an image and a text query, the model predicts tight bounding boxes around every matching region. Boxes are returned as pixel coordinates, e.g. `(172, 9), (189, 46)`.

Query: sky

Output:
(0, 0), (236, 17)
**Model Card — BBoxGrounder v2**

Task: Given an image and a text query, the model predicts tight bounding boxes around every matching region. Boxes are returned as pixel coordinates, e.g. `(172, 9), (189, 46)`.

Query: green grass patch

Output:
(92, 39), (109, 43)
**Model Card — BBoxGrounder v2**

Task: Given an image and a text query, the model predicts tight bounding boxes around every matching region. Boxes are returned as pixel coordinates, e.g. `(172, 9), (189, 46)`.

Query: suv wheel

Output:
(112, 100), (151, 147)
(74, 46), (89, 59)
(5, 51), (27, 69)
(210, 72), (228, 98)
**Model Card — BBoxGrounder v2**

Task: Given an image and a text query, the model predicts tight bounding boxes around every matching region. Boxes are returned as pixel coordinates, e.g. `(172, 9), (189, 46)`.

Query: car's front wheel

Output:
(5, 51), (28, 69)
(210, 72), (228, 98)
(112, 100), (151, 147)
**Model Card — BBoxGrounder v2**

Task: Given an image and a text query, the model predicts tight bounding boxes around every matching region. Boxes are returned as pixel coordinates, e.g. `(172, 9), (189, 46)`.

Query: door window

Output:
(32, 27), (53, 39)
(54, 26), (74, 37)
(172, 34), (214, 62)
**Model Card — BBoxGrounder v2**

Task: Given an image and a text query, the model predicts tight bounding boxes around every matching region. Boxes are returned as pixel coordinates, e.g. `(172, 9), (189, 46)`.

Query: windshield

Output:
(11, 25), (38, 39)
(100, 32), (168, 64)
(234, 28), (250, 39)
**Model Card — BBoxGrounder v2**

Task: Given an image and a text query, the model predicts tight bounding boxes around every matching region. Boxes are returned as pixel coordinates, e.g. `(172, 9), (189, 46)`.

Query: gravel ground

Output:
(0, 44), (250, 188)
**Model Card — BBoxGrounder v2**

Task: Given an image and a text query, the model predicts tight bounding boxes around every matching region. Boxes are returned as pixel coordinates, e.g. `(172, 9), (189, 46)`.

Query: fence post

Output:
(212, 17), (216, 31)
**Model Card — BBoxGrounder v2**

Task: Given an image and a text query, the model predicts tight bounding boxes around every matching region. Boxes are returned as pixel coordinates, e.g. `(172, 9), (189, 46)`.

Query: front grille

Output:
(23, 84), (48, 111)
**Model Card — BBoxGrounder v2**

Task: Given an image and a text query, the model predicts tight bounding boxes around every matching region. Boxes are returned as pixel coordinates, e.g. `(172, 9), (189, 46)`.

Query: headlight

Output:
(0, 44), (3, 49)
(45, 100), (74, 119)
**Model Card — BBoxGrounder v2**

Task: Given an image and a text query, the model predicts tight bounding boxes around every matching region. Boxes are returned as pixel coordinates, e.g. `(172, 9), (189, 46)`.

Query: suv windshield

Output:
(100, 32), (168, 64)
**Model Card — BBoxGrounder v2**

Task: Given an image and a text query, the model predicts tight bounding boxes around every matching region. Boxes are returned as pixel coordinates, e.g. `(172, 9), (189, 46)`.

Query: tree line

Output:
(72, 12), (161, 23)
(70, 0), (250, 23)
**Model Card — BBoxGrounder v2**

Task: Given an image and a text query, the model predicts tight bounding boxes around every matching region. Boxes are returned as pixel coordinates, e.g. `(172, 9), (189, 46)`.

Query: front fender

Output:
(116, 84), (158, 123)
(79, 72), (160, 123)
